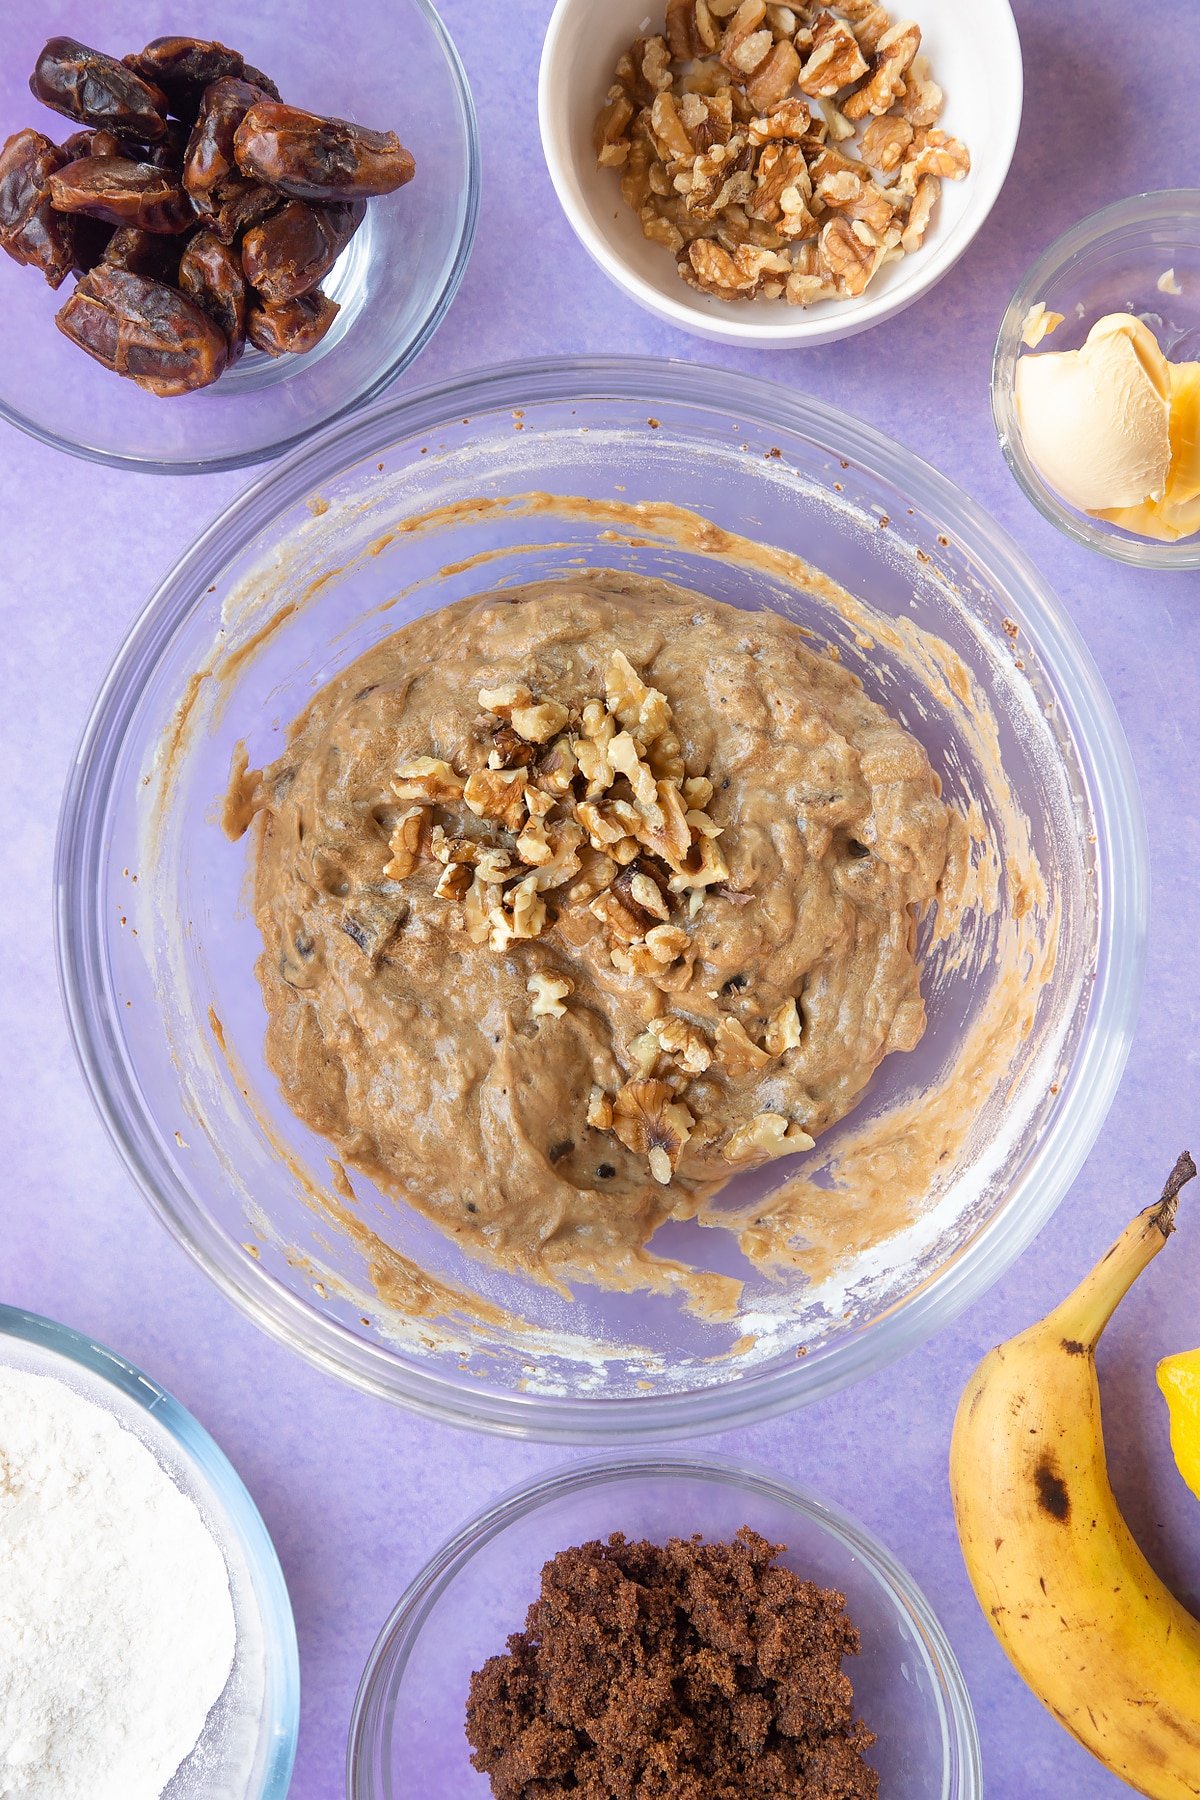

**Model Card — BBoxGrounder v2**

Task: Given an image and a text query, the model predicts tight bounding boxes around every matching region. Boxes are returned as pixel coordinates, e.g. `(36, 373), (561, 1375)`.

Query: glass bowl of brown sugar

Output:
(347, 1453), (981, 1799)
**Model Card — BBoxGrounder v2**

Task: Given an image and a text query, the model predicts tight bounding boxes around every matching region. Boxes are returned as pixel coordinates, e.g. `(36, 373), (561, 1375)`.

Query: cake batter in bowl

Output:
(56, 357), (1146, 1439)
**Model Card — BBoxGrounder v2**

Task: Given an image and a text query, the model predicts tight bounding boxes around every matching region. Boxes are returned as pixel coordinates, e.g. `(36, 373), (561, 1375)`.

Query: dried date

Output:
(60, 127), (127, 161)
(183, 77), (271, 204)
(241, 198), (363, 303)
(124, 37), (254, 119)
(103, 224), (184, 283)
(178, 229), (247, 355)
(210, 179), (277, 244)
(48, 157), (195, 233)
(0, 128), (76, 286)
(242, 64), (281, 101)
(233, 102), (415, 201)
(247, 287), (338, 356)
(142, 119), (190, 174)
(30, 37), (168, 143)
(56, 264), (227, 394)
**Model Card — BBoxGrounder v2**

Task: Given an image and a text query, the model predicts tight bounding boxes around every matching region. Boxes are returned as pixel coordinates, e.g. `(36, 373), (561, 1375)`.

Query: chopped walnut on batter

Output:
(593, 0), (969, 307)
(372, 646), (822, 1187)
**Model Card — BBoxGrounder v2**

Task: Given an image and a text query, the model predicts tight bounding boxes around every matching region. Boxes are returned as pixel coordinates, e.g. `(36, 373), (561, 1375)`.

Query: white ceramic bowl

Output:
(538, 0), (1022, 347)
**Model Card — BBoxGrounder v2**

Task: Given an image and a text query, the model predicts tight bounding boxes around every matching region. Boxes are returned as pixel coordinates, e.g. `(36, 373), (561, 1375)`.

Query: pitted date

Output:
(210, 178), (276, 244)
(233, 103), (416, 202)
(241, 199), (363, 304)
(183, 77), (271, 203)
(123, 40), (280, 120)
(30, 37), (167, 143)
(48, 157), (194, 234)
(0, 128), (76, 286)
(242, 65), (282, 101)
(124, 37), (250, 119)
(178, 229), (247, 355)
(56, 265), (227, 394)
(60, 127), (127, 161)
(103, 224), (184, 283)
(247, 287), (339, 356)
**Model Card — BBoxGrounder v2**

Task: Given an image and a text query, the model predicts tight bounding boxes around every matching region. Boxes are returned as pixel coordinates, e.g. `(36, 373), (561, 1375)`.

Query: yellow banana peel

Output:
(950, 1151), (1200, 1799)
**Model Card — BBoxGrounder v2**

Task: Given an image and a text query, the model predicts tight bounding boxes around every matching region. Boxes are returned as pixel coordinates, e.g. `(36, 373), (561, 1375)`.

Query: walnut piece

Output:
(611, 1078), (695, 1184)
(650, 1014), (713, 1073)
(797, 14), (869, 97)
(842, 19), (921, 121)
(899, 172), (938, 252)
(897, 53), (943, 126)
(435, 861), (473, 902)
(818, 215), (878, 295)
(478, 684), (532, 718)
(605, 650), (672, 743)
(901, 128), (970, 184)
(488, 874), (546, 950)
(587, 1086), (614, 1130)
(393, 756), (464, 803)
(463, 768), (528, 832)
(591, 886), (649, 945)
(510, 699), (571, 744)
(722, 1112), (815, 1162)
(383, 806), (425, 881)
(528, 971), (573, 1018)
(746, 39), (802, 111)
(644, 923), (690, 962)
(858, 113), (913, 174)
(762, 998), (803, 1054)
(715, 1015), (773, 1077)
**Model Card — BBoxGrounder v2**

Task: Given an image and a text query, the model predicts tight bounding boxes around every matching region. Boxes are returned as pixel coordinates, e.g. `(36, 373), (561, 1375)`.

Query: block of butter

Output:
(1015, 311), (1200, 543)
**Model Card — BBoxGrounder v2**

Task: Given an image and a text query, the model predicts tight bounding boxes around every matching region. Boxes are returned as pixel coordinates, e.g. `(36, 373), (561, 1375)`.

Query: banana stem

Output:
(1045, 1151), (1196, 1351)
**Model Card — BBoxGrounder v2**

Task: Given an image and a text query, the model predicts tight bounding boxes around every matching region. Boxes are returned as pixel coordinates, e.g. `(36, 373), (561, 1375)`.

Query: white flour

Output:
(0, 1367), (237, 1800)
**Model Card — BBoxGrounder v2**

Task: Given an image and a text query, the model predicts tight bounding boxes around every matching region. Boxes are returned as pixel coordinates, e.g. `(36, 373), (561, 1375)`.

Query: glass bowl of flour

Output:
(0, 1304), (298, 1800)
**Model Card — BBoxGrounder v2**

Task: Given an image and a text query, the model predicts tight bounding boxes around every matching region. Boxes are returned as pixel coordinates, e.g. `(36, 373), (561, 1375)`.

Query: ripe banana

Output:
(950, 1150), (1200, 1799)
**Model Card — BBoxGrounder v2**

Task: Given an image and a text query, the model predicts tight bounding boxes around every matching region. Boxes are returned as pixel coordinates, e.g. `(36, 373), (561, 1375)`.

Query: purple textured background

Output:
(2, 2), (1198, 1796)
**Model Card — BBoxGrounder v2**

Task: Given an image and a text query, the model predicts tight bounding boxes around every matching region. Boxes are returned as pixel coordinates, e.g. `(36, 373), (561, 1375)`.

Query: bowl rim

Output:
(0, 0), (481, 477)
(537, 0), (1023, 347)
(991, 187), (1200, 568)
(345, 1450), (982, 1800)
(0, 1300), (300, 1800)
(54, 352), (1148, 1442)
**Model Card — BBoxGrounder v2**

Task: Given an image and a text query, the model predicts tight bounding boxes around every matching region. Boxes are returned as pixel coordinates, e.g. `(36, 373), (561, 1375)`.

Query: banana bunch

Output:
(950, 1151), (1200, 1799)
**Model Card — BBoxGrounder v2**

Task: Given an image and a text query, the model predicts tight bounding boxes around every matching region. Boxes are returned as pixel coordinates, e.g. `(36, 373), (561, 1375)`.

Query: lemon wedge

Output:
(1158, 1348), (1200, 1502)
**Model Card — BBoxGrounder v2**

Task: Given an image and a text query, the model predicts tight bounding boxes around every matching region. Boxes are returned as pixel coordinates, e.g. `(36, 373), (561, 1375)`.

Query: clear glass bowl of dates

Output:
(0, 5), (479, 471)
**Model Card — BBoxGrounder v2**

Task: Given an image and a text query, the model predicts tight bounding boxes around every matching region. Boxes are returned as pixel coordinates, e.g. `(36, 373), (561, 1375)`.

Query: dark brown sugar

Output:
(465, 1528), (879, 1800)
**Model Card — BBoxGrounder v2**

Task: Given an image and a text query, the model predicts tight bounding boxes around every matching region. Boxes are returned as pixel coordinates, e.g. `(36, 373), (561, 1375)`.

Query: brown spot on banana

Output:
(1061, 1337), (1088, 1355)
(1034, 1459), (1070, 1521)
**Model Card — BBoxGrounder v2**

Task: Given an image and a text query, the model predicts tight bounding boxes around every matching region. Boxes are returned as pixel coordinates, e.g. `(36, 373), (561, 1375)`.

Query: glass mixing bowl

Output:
(56, 357), (1147, 1440)
(993, 190), (1200, 568)
(347, 1453), (981, 1800)
(0, 0), (478, 472)
(0, 1303), (299, 1800)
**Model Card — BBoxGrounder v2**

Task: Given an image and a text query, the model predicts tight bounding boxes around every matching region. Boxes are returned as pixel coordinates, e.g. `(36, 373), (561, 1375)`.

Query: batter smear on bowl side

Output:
(227, 571), (960, 1299)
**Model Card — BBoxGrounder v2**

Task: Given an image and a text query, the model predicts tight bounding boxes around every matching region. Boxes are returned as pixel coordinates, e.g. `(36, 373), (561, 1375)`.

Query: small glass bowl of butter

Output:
(993, 190), (1200, 569)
